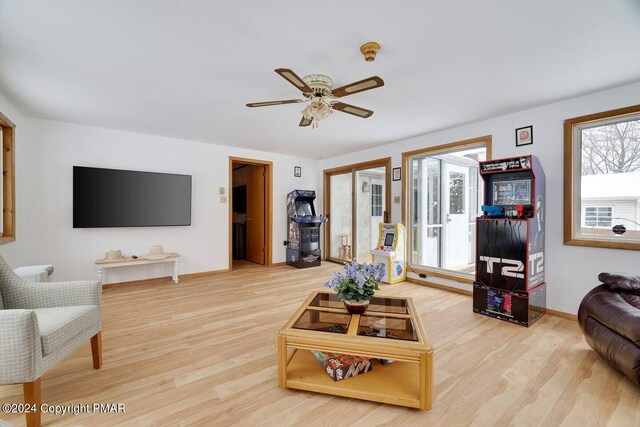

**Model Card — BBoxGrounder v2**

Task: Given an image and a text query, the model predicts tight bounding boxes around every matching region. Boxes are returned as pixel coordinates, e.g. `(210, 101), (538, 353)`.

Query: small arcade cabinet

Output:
(370, 223), (406, 284)
(286, 190), (328, 269)
(473, 155), (546, 326)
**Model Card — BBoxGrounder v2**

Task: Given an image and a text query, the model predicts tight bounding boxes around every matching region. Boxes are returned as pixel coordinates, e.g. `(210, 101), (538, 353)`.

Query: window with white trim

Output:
(371, 184), (383, 217)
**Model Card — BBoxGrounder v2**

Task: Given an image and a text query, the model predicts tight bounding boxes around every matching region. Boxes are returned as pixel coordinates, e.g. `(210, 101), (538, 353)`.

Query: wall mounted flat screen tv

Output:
(73, 166), (192, 228)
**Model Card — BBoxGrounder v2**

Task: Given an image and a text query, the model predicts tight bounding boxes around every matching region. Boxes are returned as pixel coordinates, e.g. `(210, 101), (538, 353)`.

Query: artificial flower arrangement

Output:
(325, 259), (385, 304)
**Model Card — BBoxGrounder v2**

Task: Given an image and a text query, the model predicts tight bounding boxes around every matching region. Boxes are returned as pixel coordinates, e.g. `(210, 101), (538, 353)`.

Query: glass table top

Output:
(309, 293), (409, 315)
(290, 292), (418, 342)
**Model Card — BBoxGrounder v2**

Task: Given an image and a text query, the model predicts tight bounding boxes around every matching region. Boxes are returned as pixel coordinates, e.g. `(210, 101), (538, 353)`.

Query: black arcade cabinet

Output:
(473, 155), (546, 326)
(286, 190), (328, 269)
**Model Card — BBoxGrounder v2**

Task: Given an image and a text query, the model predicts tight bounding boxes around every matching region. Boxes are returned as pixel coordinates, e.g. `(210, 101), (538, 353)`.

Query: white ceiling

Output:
(1, 1), (639, 159)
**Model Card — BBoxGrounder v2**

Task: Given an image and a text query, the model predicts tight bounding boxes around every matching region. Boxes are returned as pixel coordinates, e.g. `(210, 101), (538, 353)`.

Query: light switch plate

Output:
(394, 196), (401, 204)
(220, 196), (227, 203)
(219, 187), (226, 195)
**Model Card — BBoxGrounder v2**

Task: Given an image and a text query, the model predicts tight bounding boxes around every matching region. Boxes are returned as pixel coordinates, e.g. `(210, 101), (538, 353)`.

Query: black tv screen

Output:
(73, 166), (192, 228)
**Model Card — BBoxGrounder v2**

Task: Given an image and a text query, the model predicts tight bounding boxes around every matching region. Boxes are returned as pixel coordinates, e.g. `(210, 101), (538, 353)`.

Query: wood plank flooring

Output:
(1, 263), (639, 426)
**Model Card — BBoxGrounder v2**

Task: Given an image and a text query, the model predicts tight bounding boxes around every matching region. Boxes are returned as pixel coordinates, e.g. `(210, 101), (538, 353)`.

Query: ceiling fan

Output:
(246, 68), (384, 127)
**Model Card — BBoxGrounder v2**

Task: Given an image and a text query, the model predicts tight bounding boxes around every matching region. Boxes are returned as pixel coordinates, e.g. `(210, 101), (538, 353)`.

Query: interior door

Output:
(443, 162), (469, 269)
(246, 165), (265, 264)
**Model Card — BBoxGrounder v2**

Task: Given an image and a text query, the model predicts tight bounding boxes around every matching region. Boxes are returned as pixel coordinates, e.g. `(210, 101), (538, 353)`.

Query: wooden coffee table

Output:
(277, 290), (433, 410)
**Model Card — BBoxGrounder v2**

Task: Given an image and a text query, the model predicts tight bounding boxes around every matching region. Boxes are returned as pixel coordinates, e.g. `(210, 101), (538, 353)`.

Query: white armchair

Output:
(0, 254), (102, 427)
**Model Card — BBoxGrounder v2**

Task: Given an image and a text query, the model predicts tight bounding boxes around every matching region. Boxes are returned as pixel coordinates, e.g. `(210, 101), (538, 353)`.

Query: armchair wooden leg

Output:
(23, 378), (41, 427)
(91, 332), (102, 369)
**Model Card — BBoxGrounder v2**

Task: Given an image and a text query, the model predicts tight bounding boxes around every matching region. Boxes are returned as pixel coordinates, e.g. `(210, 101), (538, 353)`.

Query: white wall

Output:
(318, 81), (640, 315)
(0, 92), (317, 283)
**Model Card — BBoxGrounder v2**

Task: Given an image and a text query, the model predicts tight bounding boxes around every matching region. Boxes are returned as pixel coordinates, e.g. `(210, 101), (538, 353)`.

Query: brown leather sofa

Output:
(578, 276), (640, 386)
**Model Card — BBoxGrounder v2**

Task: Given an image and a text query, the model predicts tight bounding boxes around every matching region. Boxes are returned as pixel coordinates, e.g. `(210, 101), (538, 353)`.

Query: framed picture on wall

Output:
(392, 167), (401, 181)
(515, 125), (533, 147)
(294, 166), (302, 177)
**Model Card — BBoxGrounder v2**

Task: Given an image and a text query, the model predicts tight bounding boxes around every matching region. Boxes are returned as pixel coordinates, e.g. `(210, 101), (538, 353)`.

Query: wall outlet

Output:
(219, 187), (225, 195)
(220, 196), (227, 203)
(394, 196), (401, 204)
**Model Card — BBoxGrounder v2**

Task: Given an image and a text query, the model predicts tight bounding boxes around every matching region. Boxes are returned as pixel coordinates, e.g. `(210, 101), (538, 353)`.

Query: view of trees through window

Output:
(581, 119), (640, 175)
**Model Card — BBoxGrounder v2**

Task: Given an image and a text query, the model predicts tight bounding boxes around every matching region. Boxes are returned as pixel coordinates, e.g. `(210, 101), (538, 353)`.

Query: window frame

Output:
(371, 183), (383, 217)
(402, 135), (492, 284)
(0, 111), (15, 245)
(564, 104), (640, 250)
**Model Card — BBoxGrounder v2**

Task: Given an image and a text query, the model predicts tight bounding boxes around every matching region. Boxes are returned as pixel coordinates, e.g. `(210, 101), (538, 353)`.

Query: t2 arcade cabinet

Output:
(286, 190), (328, 269)
(370, 223), (406, 284)
(473, 155), (546, 326)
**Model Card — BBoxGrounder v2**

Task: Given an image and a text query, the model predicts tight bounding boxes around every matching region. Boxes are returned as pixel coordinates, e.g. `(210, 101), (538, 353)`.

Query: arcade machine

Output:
(473, 155), (546, 326)
(370, 223), (406, 284)
(286, 190), (328, 269)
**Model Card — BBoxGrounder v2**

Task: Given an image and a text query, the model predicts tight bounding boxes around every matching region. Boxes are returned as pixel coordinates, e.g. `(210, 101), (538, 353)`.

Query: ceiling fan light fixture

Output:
(301, 100), (332, 128)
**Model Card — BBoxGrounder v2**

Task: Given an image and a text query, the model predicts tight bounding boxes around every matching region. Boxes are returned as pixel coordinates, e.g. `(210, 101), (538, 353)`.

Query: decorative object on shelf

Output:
(392, 167), (401, 181)
(515, 125), (533, 147)
(294, 166), (302, 177)
(360, 41), (381, 62)
(142, 245), (172, 260)
(105, 249), (125, 260)
(324, 259), (385, 314)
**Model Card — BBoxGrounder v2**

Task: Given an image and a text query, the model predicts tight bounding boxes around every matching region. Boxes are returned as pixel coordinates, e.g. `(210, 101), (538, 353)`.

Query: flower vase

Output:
(343, 299), (369, 315)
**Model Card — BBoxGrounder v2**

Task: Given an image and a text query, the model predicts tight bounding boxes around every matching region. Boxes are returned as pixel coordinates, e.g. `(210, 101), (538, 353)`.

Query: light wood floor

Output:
(1, 264), (639, 426)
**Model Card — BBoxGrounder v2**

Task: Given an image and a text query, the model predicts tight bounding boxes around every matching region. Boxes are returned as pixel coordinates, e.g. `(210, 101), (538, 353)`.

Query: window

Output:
(403, 136), (491, 282)
(564, 104), (640, 250)
(0, 112), (15, 245)
(583, 206), (612, 228)
(371, 184), (383, 217)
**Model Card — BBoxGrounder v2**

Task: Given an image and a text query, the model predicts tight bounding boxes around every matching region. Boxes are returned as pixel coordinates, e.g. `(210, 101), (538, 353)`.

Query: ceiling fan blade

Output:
(331, 102), (374, 118)
(299, 116), (312, 127)
(331, 76), (384, 98)
(275, 68), (313, 94)
(246, 99), (304, 107)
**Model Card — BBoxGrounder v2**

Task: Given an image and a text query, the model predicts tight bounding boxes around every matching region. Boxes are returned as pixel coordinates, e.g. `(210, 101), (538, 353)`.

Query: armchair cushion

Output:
(33, 306), (100, 356)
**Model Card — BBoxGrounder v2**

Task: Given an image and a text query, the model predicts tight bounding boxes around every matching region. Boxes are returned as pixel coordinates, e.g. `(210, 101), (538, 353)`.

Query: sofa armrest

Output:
(0, 310), (41, 384)
(9, 280), (102, 309)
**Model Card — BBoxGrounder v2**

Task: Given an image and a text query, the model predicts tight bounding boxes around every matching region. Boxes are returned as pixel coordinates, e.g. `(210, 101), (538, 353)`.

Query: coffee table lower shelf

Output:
(284, 349), (424, 409)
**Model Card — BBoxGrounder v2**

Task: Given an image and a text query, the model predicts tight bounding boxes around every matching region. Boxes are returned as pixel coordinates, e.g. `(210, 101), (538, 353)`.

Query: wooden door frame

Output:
(323, 157), (392, 263)
(229, 157), (273, 271)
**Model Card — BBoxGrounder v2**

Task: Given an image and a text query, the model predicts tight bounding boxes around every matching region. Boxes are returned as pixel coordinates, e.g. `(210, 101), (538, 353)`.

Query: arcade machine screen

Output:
(296, 201), (313, 217)
(383, 233), (394, 247)
(492, 179), (532, 206)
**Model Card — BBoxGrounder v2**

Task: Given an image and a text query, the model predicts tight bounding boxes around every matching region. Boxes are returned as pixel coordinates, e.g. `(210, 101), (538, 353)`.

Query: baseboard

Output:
(102, 269), (229, 288)
(545, 308), (577, 321)
(406, 277), (473, 296)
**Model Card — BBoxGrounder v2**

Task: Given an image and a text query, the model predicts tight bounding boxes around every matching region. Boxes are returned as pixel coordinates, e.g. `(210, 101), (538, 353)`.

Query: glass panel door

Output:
(329, 172), (352, 261)
(355, 167), (386, 263)
(409, 146), (486, 275)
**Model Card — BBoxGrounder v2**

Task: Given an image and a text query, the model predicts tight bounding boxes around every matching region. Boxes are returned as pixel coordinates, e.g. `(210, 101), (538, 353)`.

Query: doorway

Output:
(229, 157), (273, 271)
(323, 158), (392, 264)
